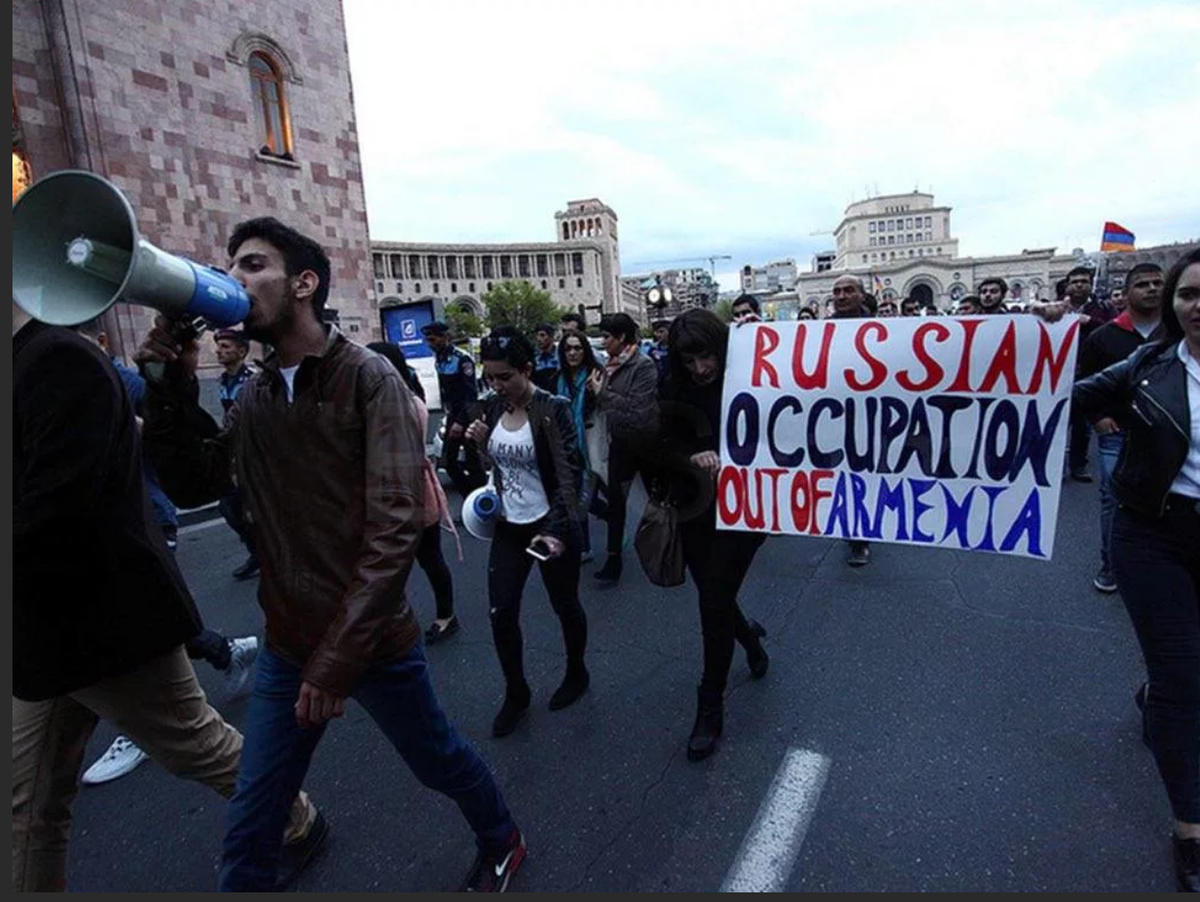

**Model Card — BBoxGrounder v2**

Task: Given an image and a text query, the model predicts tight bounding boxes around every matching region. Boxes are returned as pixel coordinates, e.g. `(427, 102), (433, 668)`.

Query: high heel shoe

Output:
(687, 687), (724, 762)
(743, 619), (769, 680)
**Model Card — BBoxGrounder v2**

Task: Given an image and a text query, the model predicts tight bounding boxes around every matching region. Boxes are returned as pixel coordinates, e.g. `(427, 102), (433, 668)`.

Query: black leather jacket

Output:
(482, 388), (583, 541)
(1073, 340), (1193, 517)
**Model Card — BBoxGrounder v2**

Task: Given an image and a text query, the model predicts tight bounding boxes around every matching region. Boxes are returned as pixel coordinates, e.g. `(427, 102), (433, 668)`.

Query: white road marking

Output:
(178, 517), (227, 537)
(720, 747), (831, 893)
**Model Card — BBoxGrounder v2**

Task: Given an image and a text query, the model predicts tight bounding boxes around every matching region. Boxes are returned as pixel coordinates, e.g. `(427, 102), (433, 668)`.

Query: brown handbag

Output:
(634, 497), (685, 588)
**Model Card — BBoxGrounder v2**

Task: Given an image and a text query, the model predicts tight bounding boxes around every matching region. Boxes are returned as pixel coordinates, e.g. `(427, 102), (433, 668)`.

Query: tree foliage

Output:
(444, 305), (484, 339)
(482, 281), (562, 335)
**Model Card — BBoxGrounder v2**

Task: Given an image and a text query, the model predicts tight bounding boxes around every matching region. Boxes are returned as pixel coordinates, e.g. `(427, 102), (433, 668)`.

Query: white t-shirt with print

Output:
(488, 418), (550, 524)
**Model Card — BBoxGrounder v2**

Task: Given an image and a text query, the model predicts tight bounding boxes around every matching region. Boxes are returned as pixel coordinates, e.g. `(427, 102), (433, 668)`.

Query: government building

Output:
(371, 198), (640, 326)
(742, 191), (1198, 320)
(13, 0), (378, 368)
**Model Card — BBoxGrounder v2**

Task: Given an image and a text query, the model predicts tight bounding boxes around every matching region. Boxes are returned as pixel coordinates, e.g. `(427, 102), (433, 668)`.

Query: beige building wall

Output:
(12, 0), (377, 368)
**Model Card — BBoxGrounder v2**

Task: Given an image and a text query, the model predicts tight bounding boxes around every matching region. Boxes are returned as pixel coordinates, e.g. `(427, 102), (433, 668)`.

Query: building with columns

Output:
(743, 190), (1197, 319)
(371, 198), (637, 326)
(12, 0), (378, 368)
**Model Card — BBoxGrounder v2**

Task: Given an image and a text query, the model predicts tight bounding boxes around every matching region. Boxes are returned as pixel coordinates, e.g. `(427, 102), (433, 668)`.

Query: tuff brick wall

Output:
(12, 0), (378, 366)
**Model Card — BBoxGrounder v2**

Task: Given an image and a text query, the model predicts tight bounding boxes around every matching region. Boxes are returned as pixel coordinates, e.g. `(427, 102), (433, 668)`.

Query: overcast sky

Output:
(344, 0), (1200, 291)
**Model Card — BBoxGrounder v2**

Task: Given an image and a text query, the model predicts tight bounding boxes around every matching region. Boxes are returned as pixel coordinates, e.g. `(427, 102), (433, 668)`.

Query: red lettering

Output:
(717, 466), (744, 525)
(792, 322), (834, 390)
(844, 321), (889, 391)
(790, 471), (811, 532)
(761, 468), (787, 532)
(946, 319), (986, 392)
(751, 326), (781, 389)
(897, 322), (950, 391)
(808, 469), (835, 536)
(978, 321), (1021, 394)
(1027, 319), (1081, 394)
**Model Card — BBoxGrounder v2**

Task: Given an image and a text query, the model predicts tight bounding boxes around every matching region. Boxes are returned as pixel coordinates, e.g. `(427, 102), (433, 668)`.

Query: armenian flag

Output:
(1100, 221), (1136, 253)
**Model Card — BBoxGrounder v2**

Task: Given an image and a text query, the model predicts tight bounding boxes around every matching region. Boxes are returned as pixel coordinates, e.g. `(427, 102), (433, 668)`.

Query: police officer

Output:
(423, 320), (486, 496)
(532, 323), (559, 393)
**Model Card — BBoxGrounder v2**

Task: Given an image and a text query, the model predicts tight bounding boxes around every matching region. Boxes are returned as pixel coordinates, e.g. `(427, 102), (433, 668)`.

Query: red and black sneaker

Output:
(462, 828), (526, 892)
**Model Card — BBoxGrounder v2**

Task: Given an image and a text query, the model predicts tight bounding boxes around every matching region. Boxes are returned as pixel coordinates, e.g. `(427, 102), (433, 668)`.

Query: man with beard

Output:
(138, 218), (524, 892)
(828, 275), (873, 567)
(976, 278), (1010, 315)
(1063, 265), (1116, 481)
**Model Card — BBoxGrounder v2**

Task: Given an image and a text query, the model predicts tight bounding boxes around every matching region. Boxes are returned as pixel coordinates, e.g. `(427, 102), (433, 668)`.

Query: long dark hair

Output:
(666, 308), (728, 393)
(557, 331), (599, 380)
(480, 325), (535, 371)
(1160, 247), (1200, 341)
(367, 340), (423, 398)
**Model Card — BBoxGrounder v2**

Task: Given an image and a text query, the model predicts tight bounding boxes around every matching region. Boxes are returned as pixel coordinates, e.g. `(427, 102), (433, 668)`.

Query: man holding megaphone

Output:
(135, 217), (525, 892)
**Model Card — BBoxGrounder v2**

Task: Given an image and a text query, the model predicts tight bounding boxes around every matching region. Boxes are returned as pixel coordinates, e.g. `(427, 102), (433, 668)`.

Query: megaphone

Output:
(461, 483), (501, 541)
(12, 169), (250, 328)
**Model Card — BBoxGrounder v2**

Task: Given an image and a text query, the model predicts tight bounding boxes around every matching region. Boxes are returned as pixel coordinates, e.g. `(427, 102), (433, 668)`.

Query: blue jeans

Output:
(218, 645), (515, 891)
(1096, 431), (1124, 570)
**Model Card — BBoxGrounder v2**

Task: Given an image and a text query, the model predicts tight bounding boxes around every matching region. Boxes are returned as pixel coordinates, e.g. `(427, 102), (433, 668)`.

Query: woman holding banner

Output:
(1072, 247), (1200, 892)
(657, 309), (770, 762)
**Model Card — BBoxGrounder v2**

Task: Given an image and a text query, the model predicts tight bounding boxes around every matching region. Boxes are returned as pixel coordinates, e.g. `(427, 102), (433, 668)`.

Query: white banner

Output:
(717, 315), (1082, 559)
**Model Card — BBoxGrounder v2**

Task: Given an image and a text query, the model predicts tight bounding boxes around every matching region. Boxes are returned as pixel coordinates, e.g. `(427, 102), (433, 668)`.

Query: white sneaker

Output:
(81, 736), (148, 786)
(225, 636), (259, 699)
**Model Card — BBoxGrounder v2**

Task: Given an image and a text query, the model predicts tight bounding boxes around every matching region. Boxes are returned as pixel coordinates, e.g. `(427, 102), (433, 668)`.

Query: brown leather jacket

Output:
(143, 326), (426, 696)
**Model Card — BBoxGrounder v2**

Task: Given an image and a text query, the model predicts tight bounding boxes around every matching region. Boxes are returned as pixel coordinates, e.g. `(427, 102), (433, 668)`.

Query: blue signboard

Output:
(380, 300), (442, 408)
(381, 300), (437, 359)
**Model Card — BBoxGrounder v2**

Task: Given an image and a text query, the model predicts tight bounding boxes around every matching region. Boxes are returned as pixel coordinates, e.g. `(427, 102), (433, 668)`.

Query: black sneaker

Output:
(462, 828), (526, 892)
(1070, 469), (1094, 483)
(275, 810), (329, 890)
(846, 541), (870, 567)
(233, 554), (260, 581)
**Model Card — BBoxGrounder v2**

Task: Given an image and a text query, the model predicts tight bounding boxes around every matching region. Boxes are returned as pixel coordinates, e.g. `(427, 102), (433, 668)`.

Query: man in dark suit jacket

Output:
(12, 303), (320, 891)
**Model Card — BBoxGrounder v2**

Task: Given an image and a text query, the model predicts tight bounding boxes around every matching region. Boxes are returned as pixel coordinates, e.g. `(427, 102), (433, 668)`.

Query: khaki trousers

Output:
(12, 645), (315, 891)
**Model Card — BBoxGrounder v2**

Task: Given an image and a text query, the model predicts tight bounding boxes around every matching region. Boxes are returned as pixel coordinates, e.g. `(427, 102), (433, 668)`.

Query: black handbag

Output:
(634, 497), (685, 588)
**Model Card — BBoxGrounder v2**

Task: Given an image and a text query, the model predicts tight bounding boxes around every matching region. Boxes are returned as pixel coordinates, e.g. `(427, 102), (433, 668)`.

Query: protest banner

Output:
(717, 315), (1082, 559)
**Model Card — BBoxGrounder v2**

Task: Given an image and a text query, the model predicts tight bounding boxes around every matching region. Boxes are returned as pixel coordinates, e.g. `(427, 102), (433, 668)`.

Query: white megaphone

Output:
(12, 169), (250, 328)
(461, 481), (501, 541)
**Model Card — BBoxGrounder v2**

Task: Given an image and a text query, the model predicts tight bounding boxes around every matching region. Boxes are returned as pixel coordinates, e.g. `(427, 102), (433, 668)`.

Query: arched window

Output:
(250, 51), (292, 157)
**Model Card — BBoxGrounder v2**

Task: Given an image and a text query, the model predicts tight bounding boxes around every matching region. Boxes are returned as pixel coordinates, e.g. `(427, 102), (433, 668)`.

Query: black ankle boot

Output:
(1175, 835), (1200, 892)
(741, 619), (769, 679)
(594, 553), (622, 583)
(687, 687), (724, 762)
(549, 665), (590, 711)
(492, 684), (531, 738)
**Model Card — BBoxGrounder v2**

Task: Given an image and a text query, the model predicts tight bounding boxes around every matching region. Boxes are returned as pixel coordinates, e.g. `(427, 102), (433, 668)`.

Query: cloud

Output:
(345, 0), (1200, 290)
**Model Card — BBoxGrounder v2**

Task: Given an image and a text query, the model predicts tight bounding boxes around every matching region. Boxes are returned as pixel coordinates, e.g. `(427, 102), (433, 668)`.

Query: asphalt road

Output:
(65, 469), (1172, 892)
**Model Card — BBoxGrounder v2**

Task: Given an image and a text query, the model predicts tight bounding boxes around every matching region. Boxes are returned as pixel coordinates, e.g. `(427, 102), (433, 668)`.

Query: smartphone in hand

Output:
(526, 539), (554, 562)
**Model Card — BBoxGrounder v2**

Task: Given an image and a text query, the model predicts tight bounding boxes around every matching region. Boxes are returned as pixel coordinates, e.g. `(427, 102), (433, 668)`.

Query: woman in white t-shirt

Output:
(466, 328), (589, 739)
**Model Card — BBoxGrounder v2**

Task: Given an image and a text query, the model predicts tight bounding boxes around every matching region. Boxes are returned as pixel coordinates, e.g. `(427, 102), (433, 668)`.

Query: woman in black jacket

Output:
(466, 328), (589, 738)
(1073, 247), (1200, 892)
(657, 309), (770, 762)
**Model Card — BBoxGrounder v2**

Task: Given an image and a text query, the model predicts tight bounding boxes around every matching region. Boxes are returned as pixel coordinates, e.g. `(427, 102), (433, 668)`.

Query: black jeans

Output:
(443, 432), (487, 498)
(416, 523), (455, 620)
(605, 443), (654, 557)
(487, 519), (587, 693)
(186, 628), (231, 671)
(680, 515), (767, 694)
(218, 490), (256, 555)
(1111, 499), (1200, 823)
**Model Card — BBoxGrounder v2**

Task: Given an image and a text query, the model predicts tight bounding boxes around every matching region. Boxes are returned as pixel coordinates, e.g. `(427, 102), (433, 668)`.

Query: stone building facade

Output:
(743, 190), (1197, 319)
(371, 198), (636, 327)
(12, 0), (376, 367)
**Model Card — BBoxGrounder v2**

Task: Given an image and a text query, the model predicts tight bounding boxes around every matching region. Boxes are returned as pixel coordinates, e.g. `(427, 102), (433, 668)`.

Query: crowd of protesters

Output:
(13, 211), (1197, 893)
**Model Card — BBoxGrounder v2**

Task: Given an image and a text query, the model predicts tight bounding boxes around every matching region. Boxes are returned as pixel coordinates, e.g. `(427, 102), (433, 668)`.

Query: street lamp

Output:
(646, 276), (673, 319)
